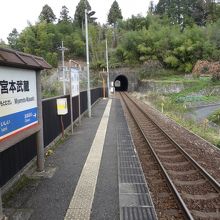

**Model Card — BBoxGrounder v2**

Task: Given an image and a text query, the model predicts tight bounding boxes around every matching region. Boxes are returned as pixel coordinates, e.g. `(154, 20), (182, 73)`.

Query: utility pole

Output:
(58, 41), (68, 95)
(85, 9), (91, 118)
(106, 39), (110, 98)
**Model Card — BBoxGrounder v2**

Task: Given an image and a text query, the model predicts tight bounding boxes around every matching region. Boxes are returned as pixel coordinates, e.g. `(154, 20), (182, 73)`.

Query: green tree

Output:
(39, 4), (56, 23)
(74, 0), (91, 27)
(0, 39), (8, 48)
(155, 0), (170, 16)
(118, 15), (150, 31)
(216, 2), (220, 19)
(148, 1), (155, 14)
(107, 0), (123, 27)
(59, 5), (71, 23)
(156, 0), (220, 27)
(108, 0), (123, 48)
(190, 0), (207, 26)
(17, 25), (38, 54)
(7, 28), (19, 49)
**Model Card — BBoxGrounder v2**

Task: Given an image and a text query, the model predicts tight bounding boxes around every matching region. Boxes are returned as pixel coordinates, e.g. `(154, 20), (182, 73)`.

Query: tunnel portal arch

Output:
(114, 75), (128, 91)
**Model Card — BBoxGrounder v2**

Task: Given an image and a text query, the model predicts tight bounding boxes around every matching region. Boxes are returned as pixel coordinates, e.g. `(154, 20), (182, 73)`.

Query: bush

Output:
(192, 60), (210, 77)
(192, 60), (220, 80)
(164, 56), (179, 68)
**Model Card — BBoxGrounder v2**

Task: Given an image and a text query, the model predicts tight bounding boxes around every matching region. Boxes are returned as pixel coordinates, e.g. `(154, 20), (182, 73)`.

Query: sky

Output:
(0, 0), (158, 42)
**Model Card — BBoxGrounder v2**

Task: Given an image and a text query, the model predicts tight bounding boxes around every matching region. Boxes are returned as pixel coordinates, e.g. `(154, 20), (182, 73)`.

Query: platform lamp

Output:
(85, 9), (96, 118)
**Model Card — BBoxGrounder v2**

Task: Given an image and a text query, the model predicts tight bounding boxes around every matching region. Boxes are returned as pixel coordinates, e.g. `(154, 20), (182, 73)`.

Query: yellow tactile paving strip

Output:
(64, 100), (112, 220)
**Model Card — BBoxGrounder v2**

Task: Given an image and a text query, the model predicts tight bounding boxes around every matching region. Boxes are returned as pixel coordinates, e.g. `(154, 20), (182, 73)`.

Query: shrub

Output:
(164, 56), (179, 68)
(192, 60), (220, 80)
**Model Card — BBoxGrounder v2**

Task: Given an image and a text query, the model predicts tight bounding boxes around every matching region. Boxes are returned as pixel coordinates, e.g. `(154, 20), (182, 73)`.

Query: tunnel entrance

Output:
(114, 75), (128, 91)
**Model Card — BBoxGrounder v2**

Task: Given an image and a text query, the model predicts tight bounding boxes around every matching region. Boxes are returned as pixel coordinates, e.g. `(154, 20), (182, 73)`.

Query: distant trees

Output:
(39, 4), (56, 23)
(148, 1), (155, 14)
(74, 0), (91, 27)
(59, 5), (71, 23)
(107, 0), (123, 48)
(4, 0), (220, 74)
(118, 15), (150, 31)
(7, 28), (19, 49)
(107, 0), (123, 27)
(155, 0), (220, 28)
(0, 39), (7, 48)
(113, 14), (220, 72)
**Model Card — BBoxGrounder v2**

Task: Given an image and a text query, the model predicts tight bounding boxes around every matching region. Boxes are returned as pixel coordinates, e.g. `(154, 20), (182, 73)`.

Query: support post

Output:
(36, 71), (45, 172)
(0, 189), (5, 220)
(85, 9), (92, 118)
(69, 67), (74, 135)
(78, 92), (81, 125)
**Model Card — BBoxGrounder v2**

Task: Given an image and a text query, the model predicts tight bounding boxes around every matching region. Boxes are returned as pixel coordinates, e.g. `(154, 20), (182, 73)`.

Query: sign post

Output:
(36, 70), (45, 172)
(0, 48), (51, 218)
(0, 189), (4, 220)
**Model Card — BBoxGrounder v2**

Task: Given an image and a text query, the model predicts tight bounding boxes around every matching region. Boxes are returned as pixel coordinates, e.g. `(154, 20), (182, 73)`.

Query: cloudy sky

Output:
(0, 0), (158, 42)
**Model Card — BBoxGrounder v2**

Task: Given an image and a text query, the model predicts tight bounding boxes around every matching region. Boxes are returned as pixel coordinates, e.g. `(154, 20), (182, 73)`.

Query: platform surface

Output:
(3, 98), (157, 220)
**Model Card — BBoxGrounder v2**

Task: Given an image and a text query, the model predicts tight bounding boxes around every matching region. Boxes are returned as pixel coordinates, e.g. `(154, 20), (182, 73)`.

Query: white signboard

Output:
(0, 67), (38, 141)
(70, 68), (79, 97)
(56, 98), (68, 115)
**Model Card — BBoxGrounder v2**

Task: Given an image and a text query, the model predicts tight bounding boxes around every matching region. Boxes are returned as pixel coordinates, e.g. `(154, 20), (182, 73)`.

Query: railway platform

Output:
(3, 97), (157, 220)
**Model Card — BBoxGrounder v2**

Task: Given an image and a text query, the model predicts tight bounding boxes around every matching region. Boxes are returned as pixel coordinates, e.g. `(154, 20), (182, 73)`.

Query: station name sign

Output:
(0, 66), (38, 141)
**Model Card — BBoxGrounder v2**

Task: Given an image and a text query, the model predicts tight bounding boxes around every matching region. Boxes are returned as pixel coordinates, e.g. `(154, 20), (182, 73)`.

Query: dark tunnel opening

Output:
(114, 75), (128, 91)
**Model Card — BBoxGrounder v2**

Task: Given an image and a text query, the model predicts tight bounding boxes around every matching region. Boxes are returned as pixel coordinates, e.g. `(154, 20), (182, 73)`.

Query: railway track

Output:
(119, 92), (220, 220)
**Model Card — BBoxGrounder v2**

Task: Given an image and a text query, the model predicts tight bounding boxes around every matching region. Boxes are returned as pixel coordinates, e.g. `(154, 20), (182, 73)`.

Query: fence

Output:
(0, 88), (103, 187)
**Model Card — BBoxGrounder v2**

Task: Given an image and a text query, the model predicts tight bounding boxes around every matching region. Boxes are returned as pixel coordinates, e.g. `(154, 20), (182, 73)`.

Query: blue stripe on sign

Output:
(0, 107), (38, 137)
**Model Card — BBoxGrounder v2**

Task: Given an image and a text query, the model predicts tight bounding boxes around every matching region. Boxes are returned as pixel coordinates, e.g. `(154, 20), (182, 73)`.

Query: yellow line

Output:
(64, 100), (112, 220)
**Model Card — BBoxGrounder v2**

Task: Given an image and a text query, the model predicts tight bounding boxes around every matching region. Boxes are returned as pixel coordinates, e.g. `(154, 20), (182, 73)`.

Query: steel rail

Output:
(119, 92), (194, 220)
(123, 92), (220, 193)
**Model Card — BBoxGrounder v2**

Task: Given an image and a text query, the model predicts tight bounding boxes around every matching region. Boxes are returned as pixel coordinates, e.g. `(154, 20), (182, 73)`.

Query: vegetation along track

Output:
(119, 92), (220, 220)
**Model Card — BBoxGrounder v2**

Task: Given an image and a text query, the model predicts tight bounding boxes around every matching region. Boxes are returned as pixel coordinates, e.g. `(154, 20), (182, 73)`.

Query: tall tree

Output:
(191, 0), (207, 26)
(59, 5), (71, 23)
(7, 28), (19, 49)
(39, 4), (56, 23)
(0, 39), (7, 48)
(107, 0), (123, 27)
(74, 0), (91, 27)
(155, 0), (220, 27)
(107, 0), (123, 48)
(148, 1), (155, 14)
(206, 0), (218, 22)
(156, 0), (208, 27)
(155, 0), (169, 16)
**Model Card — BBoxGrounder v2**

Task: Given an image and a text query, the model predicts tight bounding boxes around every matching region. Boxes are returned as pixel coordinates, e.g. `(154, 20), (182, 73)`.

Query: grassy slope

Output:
(136, 72), (220, 147)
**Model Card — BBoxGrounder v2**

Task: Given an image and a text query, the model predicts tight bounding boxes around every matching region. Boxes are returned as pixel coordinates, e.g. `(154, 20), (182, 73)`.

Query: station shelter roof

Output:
(0, 47), (51, 70)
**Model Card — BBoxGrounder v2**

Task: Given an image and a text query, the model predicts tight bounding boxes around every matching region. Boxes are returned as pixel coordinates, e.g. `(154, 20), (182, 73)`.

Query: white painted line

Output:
(64, 100), (112, 220)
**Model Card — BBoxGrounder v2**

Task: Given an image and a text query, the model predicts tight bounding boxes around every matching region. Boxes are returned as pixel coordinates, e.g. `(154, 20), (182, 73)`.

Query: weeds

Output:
(2, 175), (34, 206)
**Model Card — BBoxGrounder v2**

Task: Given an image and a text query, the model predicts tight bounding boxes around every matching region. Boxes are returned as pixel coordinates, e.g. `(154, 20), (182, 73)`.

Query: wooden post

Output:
(161, 102), (164, 113)
(36, 70), (45, 172)
(60, 115), (65, 137)
(69, 66), (74, 134)
(0, 189), (4, 220)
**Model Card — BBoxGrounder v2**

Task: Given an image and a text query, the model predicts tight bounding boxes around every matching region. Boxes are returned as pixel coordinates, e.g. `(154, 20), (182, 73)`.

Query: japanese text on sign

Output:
(0, 80), (30, 94)
(0, 67), (38, 141)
